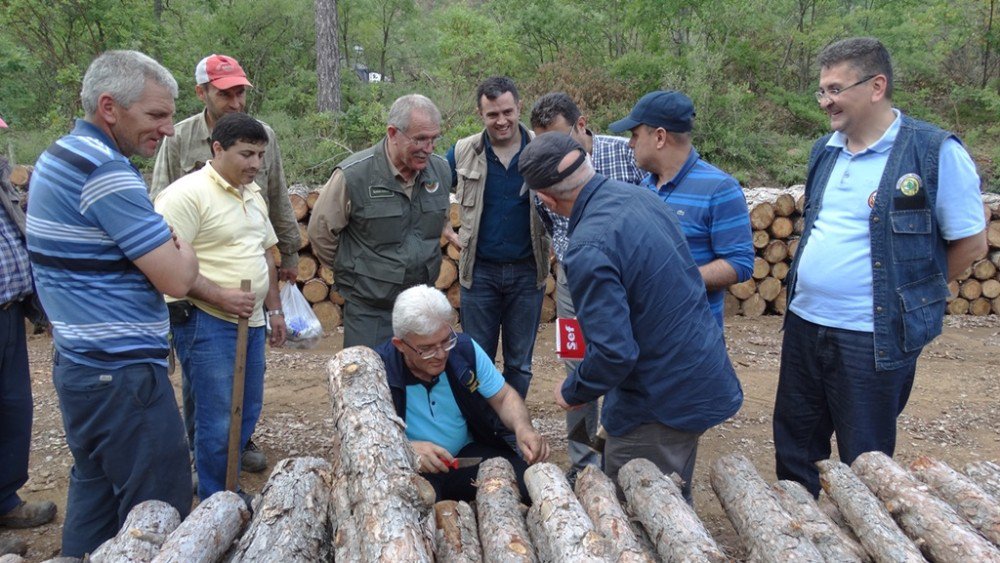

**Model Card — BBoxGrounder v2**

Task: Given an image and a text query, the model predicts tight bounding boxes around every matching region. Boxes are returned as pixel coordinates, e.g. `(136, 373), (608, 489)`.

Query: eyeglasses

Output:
(402, 328), (458, 359)
(397, 129), (443, 149)
(814, 75), (875, 102)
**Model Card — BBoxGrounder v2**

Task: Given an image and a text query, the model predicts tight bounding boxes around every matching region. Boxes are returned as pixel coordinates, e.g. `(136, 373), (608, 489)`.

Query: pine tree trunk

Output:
(965, 461), (1000, 499)
(476, 458), (537, 563)
(771, 480), (869, 562)
(523, 463), (611, 562)
(151, 491), (250, 563)
(314, 0), (342, 112)
(909, 456), (1000, 547)
(434, 500), (482, 563)
(574, 465), (655, 562)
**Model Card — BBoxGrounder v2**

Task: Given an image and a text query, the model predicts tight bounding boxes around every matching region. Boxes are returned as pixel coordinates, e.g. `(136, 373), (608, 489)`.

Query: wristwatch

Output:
(266, 309), (284, 318)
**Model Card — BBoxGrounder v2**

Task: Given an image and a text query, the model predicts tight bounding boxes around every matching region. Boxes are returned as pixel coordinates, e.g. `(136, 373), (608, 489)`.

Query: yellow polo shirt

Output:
(155, 163), (278, 327)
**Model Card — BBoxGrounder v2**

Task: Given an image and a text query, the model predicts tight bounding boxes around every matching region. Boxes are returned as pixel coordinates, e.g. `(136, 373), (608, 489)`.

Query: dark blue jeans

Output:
(53, 352), (191, 557)
(459, 258), (543, 398)
(172, 308), (265, 499)
(773, 311), (917, 496)
(0, 302), (31, 515)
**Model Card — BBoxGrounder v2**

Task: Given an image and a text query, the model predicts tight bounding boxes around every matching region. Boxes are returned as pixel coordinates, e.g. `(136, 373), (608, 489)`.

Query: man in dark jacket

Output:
(374, 285), (548, 502)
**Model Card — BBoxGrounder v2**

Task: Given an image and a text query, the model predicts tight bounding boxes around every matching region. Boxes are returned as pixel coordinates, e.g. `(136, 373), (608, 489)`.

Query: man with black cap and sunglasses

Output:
(521, 132), (743, 503)
(609, 90), (753, 330)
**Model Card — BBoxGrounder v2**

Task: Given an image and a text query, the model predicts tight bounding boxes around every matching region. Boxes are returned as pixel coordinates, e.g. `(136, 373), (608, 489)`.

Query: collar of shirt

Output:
(196, 110), (213, 145)
(72, 119), (143, 174)
(826, 108), (901, 157)
(640, 147), (700, 195)
(483, 123), (529, 161)
(204, 160), (262, 199)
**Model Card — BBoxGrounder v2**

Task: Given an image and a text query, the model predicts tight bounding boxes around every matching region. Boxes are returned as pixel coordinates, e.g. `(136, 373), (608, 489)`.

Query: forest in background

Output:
(1, 0), (998, 190)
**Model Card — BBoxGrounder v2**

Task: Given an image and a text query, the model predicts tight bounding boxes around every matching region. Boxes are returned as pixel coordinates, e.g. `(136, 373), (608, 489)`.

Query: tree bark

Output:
(327, 346), (436, 562)
(710, 454), (824, 562)
(312, 301), (342, 329)
(289, 193), (309, 221)
(619, 459), (725, 562)
(151, 491), (250, 563)
(229, 457), (335, 562)
(965, 461), (1000, 499)
(476, 457), (537, 563)
(91, 500), (180, 563)
(523, 463), (610, 562)
(771, 480), (869, 562)
(851, 451), (1000, 562)
(574, 465), (655, 562)
(315, 0), (342, 113)
(817, 459), (925, 563)
(434, 501), (482, 563)
(910, 456), (1000, 546)
(436, 259), (458, 290)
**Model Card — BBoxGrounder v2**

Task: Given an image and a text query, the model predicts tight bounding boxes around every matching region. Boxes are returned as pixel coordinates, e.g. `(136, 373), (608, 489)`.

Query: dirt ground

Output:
(5, 315), (1000, 561)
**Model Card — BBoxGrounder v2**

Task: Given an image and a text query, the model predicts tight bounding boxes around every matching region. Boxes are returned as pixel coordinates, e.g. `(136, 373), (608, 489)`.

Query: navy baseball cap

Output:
(609, 90), (695, 133)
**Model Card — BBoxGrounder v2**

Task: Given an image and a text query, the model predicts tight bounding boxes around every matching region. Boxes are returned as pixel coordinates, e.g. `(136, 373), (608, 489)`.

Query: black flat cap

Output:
(519, 132), (586, 194)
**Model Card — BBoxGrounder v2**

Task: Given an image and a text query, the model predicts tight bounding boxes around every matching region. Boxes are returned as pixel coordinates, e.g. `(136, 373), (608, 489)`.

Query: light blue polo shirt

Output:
(791, 110), (984, 332)
(404, 340), (505, 455)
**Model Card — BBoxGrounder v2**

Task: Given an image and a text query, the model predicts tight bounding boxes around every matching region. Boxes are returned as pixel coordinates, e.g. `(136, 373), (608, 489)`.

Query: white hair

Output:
(387, 94), (441, 131)
(392, 285), (455, 338)
(81, 50), (178, 117)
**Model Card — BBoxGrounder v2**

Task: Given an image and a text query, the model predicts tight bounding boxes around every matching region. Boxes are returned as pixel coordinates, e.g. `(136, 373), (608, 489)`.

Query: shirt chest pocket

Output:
(889, 210), (932, 263)
(417, 193), (449, 240)
(356, 199), (404, 246)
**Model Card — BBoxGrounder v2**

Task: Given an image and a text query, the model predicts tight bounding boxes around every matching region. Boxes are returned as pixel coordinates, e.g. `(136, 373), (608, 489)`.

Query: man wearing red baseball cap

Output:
(151, 54), (300, 477)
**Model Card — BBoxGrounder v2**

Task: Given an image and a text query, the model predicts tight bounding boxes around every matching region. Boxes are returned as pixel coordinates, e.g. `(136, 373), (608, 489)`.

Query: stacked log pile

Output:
(77, 346), (1000, 562)
(286, 186), (559, 332)
(730, 189), (1000, 318)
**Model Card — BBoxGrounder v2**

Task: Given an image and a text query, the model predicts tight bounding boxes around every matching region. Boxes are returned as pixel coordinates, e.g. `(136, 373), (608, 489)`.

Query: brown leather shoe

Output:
(0, 500), (57, 529)
(0, 535), (27, 555)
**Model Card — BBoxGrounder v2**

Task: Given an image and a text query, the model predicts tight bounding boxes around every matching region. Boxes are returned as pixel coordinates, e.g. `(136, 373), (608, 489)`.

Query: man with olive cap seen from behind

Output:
(521, 132), (743, 503)
(609, 91), (753, 329)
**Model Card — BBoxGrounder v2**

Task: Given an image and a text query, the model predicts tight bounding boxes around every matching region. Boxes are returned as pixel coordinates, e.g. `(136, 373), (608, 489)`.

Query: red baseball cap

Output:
(195, 54), (252, 90)
(0, 116), (8, 129)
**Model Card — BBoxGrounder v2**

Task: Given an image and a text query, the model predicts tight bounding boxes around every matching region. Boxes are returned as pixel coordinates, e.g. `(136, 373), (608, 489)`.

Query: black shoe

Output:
(241, 439), (267, 473)
(0, 500), (57, 529)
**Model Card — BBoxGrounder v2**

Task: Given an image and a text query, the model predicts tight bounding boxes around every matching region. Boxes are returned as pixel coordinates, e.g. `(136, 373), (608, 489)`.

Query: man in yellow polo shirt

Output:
(154, 112), (286, 500)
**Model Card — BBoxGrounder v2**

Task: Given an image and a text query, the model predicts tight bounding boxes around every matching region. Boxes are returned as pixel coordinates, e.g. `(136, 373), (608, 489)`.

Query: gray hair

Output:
(537, 153), (596, 198)
(81, 50), (179, 117)
(817, 37), (894, 99)
(392, 285), (455, 338)
(387, 94), (441, 132)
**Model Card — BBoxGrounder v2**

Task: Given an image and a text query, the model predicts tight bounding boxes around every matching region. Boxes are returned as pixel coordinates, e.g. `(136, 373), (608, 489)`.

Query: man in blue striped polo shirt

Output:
(27, 50), (200, 557)
(611, 91), (754, 327)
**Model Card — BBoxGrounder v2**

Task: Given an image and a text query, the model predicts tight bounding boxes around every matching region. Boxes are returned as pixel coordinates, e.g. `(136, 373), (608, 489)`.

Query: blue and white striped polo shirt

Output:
(27, 120), (173, 369)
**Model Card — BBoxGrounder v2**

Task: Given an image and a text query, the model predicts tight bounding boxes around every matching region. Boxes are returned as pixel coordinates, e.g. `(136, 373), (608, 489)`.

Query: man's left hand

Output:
(516, 428), (550, 465)
(269, 315), (287, 347)
(278, 267), (298, 283)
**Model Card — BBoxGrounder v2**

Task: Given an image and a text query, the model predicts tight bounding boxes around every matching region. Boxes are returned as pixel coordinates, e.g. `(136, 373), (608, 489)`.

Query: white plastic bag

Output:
(278, 282), (323, 349)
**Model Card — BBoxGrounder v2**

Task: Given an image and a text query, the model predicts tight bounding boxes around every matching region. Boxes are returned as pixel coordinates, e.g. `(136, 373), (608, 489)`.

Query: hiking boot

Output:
(0, 535), (27, 556)
(241, 439), (267, 473)
(0, 500), (57, 529)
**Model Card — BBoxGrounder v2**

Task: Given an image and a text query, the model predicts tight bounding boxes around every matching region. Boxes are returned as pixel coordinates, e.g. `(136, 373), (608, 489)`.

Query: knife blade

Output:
(441, 456), (483, 469)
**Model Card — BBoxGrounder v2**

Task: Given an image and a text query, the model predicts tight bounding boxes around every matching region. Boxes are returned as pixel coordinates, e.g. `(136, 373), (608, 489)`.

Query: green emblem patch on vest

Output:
(368, 186), (394, 199)
(465, 370), (479, 394)
(896, 173), (921, 196)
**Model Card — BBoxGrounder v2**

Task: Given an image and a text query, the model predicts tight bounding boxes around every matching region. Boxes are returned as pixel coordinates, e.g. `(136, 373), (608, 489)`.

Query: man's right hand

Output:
(217, 288), (255, 318)
(411, 440), (453, 474)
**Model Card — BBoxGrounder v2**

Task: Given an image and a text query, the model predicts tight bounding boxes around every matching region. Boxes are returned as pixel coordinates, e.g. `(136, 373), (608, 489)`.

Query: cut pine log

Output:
(544, 274), (556, 296)
(729, 279), (756, 301)
(770, 261), (790, 281)
(476, 458), (537, 563)
(327, 347), (437, 561)
(965, 461), (1000, 502)
(851, 451), (1000, 562)
(306, 190), (321, 210)
(752, 257), (770, 280)
(540, 296), (557, 323)
(771, 480), (869, 562)
(758, 277), (782, 302)
(981, 279), (1000, 299)
(619, 459), (725, 562)
(151, 491), (250, 563)
(750, 202), (775, 230)
(289, 193), (309, 221)
(297, 253), (318, 281)
(449, 203), (461, 229)
(787, 238), (800, 259)
(769, 216), (794, 239)
(523, 462), (611, 562)
(302, 279), (329, 303)
(710, 454), (824, 562)
(988, 220), (1000, 249)
(752, 230), (770, 249)
(763, 240), (789, 264)
(434, 501), (482, 563)
(910, 456), (1000, 546)
(770, 288), (788, 316)
(328, 288), (345, 306)
(741, 293), (766, 317)
(230, 457), (335, 562)
(297, 223), (310, 250)
(959, 279), (982, 300)
(947, 298), (970, 315)
(574, 465), (655, 562)
(436, 259), (458, 290)
(9, 165), (32, 187)
(312, 301), (341, 329)
(817, 459), (924, 563)
(970, 297), (992, 316)
(90, 500), (180, 563)
(973, 259), (998, 280)
(447, 243), (461, 261)
(948, 280), (961, 298)
(774, 193), (797, 217)
(319, 265), (335, 285)
(724, 293), (740, 317)
(446, 284), (461, 309)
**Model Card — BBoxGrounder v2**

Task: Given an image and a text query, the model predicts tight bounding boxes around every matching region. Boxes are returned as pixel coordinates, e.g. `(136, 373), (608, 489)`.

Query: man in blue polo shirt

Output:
(610, 91), (754, 327)
(375, 285), (549, 502)
(523, 133), (743, 504)
(27, 50), (200, 556)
